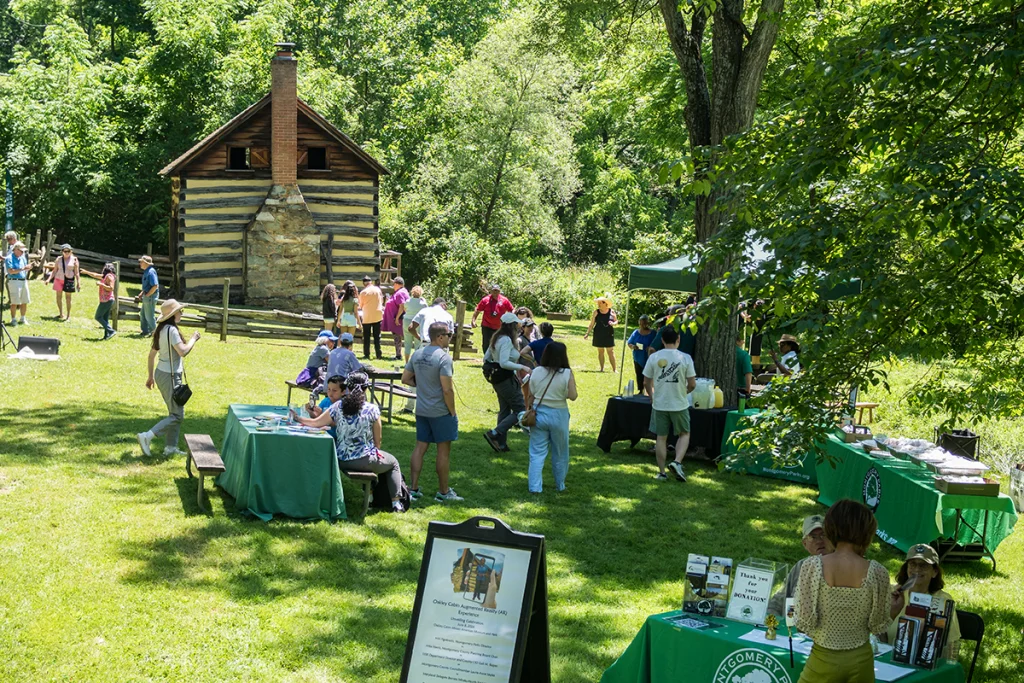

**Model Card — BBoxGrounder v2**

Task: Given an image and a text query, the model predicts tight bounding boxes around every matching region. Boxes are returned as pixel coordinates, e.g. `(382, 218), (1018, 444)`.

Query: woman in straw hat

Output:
(137, 299), (200, 457)
(770, 334), (802, 376)
(583, 294), (617, 372)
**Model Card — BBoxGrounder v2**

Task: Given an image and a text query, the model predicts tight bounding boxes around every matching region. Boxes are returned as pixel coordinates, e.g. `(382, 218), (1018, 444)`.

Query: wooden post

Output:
(32, 229), (41, 253)
(453, 300), (467, 361)
(41, 230), (55, 276)
(220, 278), (230, 341)
(146, 242), (153, 257)
(111, 262), (120, 331)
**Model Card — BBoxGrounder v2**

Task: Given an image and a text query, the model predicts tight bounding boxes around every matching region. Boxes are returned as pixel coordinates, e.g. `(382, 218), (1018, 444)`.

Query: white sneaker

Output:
(137, 431), (153, 456)
(164, 447), (186, 456)
(19, 318), (28, 326)
(435, 488), (464, 502)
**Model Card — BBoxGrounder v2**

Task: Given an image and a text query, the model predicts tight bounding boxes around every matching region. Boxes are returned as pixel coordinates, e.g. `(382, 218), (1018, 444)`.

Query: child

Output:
(627, 314), (656, 396)
(297, 330), (337, 388)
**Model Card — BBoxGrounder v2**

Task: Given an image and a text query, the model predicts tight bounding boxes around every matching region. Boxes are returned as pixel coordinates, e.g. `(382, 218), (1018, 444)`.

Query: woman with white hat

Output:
(45, 243), (80, 321)
(137, 299), (200, 457)
(482, 313), (530, 453)
(583, 294), (617, 372)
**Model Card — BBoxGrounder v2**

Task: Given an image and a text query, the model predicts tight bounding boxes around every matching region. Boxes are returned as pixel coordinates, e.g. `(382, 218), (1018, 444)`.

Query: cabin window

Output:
(307, 147), (328, 170)
(228, 147), (251, 170)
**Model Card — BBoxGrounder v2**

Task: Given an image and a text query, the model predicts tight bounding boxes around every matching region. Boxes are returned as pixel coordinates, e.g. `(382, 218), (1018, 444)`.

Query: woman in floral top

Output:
(294, 373), (406, 512)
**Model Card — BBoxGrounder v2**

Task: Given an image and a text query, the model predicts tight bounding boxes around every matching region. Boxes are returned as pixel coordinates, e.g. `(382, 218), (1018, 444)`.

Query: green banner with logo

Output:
(4, 169), (12, 234)
(720, 410), (818, 485)
(601, 612), (963, 683)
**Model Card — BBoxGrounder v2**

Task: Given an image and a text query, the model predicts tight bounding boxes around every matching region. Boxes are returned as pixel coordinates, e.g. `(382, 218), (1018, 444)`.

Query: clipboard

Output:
(400, 516), (550, 683)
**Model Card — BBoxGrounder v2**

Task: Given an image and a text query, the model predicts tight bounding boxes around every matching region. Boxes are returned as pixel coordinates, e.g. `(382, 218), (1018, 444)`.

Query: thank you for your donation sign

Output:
(402, 517), (549, 683)
(726, 563), (776, 625)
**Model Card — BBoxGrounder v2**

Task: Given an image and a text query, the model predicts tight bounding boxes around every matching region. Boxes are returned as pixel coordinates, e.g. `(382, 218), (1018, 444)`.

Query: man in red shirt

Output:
(471, 284), (513, 351)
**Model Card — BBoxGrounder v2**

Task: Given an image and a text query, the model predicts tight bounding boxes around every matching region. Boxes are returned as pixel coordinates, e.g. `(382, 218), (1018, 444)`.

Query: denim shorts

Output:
(416, 414), (459, 443)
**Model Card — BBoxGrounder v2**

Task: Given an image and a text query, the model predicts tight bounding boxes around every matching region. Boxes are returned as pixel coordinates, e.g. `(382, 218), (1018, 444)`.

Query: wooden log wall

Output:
(300, 179), (380, 287)
(177, 178), (271, 300)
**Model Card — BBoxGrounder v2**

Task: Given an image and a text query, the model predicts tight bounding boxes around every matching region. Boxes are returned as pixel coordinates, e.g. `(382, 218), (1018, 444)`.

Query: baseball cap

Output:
(362, 275), (371, 281)
(802, 515), (825, 538)
(500, 312), (519, 324)
(340, 332), (354, 343)
(60, 243), (72, 251)
(906, 543), (939, 565)
(489, 283), (501, 291)
(317, 330), (338, 341)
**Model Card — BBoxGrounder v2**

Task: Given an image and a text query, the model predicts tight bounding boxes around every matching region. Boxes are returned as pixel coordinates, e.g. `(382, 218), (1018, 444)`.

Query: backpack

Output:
(371, 472), (412, 512)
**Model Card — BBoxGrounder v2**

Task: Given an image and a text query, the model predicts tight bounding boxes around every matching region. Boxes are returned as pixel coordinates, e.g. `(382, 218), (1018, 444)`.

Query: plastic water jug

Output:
(692, 378), (715, 409)
(713, 385), (724, 409)
(624, 380), (634, 397)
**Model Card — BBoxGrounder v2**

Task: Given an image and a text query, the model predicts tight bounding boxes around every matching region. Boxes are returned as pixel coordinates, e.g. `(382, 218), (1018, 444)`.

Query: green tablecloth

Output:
(817, 436), (1016, 553)
(601, 611), (964, 683)
(720, 410), (819, 485)
(217, 404), (346, 522)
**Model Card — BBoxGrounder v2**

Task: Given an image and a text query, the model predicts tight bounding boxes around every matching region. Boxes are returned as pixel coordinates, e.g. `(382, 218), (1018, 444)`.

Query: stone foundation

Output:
(245, 184), (321, 311)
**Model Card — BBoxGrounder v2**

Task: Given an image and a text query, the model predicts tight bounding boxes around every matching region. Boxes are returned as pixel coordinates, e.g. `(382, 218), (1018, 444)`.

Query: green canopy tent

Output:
(616, 253), (862, 392)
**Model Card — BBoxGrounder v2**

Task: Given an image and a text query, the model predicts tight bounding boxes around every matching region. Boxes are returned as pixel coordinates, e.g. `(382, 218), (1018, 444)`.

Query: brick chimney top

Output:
(271, 41), (297, 185)
(274, 42), (295, 59)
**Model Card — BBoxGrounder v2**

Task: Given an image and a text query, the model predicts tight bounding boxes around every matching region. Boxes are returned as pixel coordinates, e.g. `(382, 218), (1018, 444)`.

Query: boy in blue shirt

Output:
(627, 315), (656, 395)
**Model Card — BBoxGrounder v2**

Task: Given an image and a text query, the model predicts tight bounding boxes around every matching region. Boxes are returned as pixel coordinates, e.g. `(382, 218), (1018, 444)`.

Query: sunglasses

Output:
(62, 249), (71, 253)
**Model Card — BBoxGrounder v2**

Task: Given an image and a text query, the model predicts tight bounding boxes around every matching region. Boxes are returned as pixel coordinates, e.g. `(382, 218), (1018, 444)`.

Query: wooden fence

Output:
(115, 280), (478, 355)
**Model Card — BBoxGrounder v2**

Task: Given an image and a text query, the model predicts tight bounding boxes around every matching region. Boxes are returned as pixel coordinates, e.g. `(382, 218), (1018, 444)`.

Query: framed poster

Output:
(400, 517), (549, 683)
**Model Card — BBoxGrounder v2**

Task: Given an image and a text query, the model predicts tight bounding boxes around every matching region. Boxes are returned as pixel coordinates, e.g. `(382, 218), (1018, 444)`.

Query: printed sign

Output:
(726, 565), (775, 625)
(714, 648), (793, 683)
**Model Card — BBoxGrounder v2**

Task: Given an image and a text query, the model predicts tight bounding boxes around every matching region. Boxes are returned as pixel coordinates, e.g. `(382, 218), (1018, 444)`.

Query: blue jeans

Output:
(141, 294), (157, 334)
(95, 300), (114, 336)
(527, 405), (570, 492)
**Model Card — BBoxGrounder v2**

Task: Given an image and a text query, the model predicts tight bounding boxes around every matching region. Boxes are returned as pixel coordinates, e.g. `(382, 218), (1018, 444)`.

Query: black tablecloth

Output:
(595, 396), (732, 458)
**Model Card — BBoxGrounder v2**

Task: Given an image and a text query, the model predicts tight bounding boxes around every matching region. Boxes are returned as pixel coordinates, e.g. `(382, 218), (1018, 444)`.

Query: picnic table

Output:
(217, 404), (346, 522)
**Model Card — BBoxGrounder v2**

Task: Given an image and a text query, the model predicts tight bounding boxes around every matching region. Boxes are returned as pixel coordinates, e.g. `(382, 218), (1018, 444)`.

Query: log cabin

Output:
(159, 42), (390, 311)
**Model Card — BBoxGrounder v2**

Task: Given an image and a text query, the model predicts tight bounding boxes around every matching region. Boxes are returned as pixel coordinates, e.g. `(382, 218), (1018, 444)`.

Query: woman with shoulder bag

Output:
(482, 313), (530, 453)
(46, 244), (81, 321)
(138, 299), (200, 457)
(524, 342), (577, 493)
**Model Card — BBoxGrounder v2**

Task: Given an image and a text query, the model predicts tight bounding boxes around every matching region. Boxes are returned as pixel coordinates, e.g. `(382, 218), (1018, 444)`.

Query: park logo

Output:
(862, 467), (882, 511)
(713, 648), (792, 683)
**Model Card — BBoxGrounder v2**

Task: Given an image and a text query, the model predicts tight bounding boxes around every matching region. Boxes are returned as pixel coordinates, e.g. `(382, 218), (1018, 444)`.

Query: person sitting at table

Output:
(769, 334), (801, 376)
(294, 372), (407, 513)
(794, 499), (902, 683)
(882, 543), (961, 660)
(306, 374), (345, 439)
(627, 314), (655, 396)
(767, 515), (834, 618)
(325, 332), (362, 386)
(297, 330), (336, 388)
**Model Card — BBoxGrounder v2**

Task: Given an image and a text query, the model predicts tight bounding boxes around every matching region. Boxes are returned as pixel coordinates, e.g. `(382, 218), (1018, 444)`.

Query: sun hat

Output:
(317, 330), (338, 341)
(500, 312), (519, 325)
(339, 332), (354, 343)
(60, 243), (72, 251)
(905, 543), (940, 565)
(12, 241), (25, 250)
(779, 334), (801, 352)
(139, 255), (153, 265)
(157, 299), (186, 323)
(595, 294), (612, 306)
(802, 515), (825, 538)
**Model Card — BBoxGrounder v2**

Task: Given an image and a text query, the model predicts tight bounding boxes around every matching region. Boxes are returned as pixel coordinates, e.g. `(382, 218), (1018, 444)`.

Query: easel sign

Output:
(400, 516), (550, 683)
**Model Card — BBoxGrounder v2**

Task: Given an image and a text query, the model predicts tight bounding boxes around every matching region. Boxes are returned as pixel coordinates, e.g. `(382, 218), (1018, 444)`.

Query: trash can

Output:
(936, 428), (980, 460)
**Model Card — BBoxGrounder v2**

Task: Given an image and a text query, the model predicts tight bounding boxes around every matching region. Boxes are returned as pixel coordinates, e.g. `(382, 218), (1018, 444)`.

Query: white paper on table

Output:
(874, 642), (894, 658)
(737, 628), (813, 656)
(873, 660), (915, 681)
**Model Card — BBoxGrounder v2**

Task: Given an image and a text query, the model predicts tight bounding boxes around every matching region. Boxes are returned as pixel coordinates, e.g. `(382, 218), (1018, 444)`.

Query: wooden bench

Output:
(285, 380), (309, 406)
(368, 380), (416, 424)
(342, 470), (378, 517)
(184, 434), (226, 512)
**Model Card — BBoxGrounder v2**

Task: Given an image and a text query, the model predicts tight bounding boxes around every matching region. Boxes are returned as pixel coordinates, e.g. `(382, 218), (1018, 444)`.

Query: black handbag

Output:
(60, 257), (77, 292)
(168, 327), (193, 406)
(482, 360), (514, 385)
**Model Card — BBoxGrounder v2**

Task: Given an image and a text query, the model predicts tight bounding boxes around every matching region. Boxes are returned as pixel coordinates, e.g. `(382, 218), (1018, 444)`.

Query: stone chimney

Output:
(271, 42), (297, 186)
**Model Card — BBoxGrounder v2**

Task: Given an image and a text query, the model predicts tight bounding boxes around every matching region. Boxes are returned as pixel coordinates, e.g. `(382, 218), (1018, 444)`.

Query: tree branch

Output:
(735, 0), (785, 130)
(658, 0), (712, 148)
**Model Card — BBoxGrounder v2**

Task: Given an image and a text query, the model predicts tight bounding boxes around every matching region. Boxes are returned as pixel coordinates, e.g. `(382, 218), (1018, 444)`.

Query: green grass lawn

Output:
(0, 279), (1020, 681)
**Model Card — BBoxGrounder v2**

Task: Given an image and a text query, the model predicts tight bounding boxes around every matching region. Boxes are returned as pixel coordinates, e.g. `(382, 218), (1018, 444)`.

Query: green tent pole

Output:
(617, 290), (630, 394)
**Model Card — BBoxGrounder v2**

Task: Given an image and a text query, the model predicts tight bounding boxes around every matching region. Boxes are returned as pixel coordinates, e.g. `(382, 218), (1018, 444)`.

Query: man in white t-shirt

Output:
(409, 297), (454, 343)
(642, 325), (696, 482)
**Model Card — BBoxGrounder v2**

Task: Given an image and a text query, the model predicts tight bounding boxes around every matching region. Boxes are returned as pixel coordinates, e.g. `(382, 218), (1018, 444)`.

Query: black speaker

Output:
(18, 335), (61, 355)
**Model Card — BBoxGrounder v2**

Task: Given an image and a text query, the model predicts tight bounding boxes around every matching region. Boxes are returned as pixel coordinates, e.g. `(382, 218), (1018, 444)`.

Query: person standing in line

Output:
(471, 284), (513, 351)
(794, 499), (901, 683)
(584, 295), (618, 372)
(524, 342), (577, 493)
(138, 299), (199, 457)
(320, 283), (338, 334)
(736, 335), (754, 396)
(135, 255), (160, 336)
(409, 297), (454, 344)
(45, 244), (80, 321)
(400, 285), (428, 360)
(528, 322), (555, 364)
(482, 313), (529, 453)
(335, 280), (361, 338)
(382, 276), (408, 360)
(4, 241), (31, 326)
(358, 274), (385, 360)
(643, 326), (696, 482)
(627, 314), (656, 396)
(402, 321), (463, 502)
(81, 262), (117, 339)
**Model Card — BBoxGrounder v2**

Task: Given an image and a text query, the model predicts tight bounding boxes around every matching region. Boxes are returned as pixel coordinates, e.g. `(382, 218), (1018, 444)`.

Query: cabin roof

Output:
(159, 94), (390, 177)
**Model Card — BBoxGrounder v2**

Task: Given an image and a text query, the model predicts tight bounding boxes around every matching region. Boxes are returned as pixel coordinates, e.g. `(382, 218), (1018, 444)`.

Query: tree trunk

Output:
(658, 0), (785, 407)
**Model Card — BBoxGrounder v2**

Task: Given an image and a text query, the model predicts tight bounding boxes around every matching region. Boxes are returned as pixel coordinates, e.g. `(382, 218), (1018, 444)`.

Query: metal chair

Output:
(956, 609), (985, 683)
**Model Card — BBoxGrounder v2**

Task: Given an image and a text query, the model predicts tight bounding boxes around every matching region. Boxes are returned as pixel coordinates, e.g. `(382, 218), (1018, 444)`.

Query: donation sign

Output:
(726, 565), (776, 625)
(402, 517), (549, 683)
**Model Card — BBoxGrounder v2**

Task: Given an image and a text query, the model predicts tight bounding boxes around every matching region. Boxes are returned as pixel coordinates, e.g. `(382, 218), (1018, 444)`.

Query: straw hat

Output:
(138, 255), (153, 265)
(157, 299), (186, 323)
(779, 334), (800, 352)
(595, 294), (613, 306)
